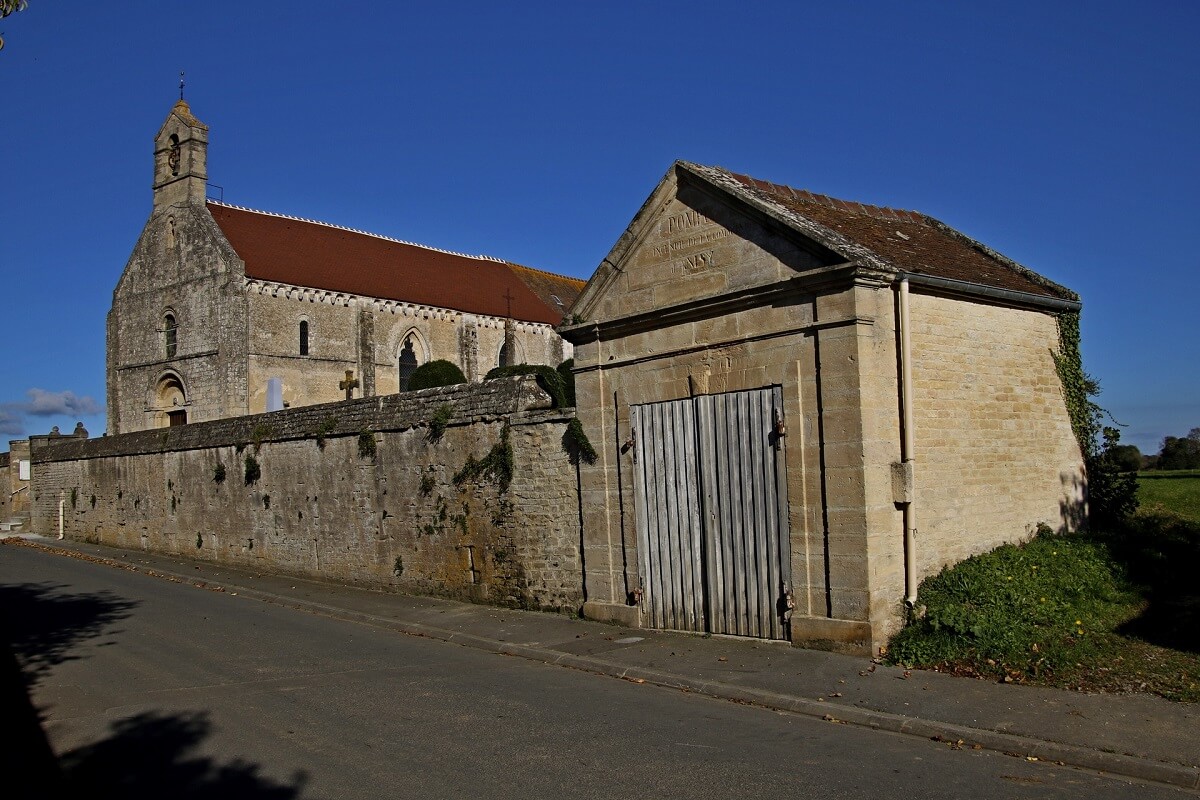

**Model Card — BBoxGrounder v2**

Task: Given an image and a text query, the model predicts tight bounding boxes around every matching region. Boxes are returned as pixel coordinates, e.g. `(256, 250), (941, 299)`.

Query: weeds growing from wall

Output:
(428, 404), (453, 442)
(244, 454), (261, 486)
(419, 467), (437, 497)
(564, 418), (596, 464)
(453, 423), (513, 491)
(358, 431), (377, 460)
(213, 463), (226, 484)
(313, 416), (338, 450)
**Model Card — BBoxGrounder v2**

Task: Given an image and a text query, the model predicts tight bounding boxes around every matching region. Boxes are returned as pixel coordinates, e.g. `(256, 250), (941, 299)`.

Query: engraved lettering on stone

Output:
(682, 250), (714, 272)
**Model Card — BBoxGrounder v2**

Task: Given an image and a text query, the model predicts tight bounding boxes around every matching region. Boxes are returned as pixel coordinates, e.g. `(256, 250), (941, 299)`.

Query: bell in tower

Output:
(152, 96), (209, 211)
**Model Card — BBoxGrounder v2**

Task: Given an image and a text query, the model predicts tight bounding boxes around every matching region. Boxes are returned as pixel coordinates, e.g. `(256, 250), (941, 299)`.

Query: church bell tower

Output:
(152, 99), (209, 210)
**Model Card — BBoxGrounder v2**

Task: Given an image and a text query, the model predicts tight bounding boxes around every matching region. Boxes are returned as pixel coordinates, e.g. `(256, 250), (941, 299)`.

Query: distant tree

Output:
(0, 0), (28, 51)
(1107, 443), (1142, 473)
(1157, 428), (1200, 470)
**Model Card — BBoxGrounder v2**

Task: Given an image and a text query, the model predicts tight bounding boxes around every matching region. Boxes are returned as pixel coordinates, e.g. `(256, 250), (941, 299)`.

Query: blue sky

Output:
(1, 1), (1196, 454)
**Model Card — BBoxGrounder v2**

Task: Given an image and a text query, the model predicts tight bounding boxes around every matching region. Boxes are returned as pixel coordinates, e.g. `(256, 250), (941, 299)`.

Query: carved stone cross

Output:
(339, 369), (359, 401)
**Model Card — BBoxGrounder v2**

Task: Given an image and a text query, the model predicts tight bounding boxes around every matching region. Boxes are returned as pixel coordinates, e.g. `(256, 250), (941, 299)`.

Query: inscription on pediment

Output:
(651, 209), (730, 268)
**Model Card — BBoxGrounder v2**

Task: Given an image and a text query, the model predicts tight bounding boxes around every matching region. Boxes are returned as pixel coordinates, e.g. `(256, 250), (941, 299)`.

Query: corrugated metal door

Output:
(631, 386), (791, 640)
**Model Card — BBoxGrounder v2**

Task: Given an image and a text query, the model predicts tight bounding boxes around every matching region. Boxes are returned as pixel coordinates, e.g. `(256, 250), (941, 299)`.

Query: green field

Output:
(1138, 470), (1200, 523)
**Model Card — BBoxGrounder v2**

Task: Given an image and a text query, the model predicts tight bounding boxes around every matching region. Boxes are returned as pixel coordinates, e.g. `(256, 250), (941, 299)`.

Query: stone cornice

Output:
(560, 263), (862, 344)
(244, 278), (548, 334)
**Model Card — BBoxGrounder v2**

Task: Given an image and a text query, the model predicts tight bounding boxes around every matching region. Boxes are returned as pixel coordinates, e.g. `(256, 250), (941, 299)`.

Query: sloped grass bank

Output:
(887, 526), (1200, 702)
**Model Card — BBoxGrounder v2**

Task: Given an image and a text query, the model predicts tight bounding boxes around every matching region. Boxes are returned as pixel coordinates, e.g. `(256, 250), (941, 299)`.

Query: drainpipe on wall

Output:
(899, 278), (917, 606)
(58, 491), (65, 540)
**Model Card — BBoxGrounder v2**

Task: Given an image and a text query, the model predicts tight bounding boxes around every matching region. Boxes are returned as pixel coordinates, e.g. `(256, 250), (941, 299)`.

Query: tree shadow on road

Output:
(2, 580), (306, 799)
(1, 581), (139, 686)
(60, 710), (307, 799)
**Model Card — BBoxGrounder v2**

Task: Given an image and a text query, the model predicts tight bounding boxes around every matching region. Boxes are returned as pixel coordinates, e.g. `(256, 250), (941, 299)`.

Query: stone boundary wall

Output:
(31, 377), (585, 611)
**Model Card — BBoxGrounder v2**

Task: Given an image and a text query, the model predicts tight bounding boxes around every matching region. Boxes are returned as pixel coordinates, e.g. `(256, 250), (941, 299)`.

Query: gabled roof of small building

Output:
(684, 162), (1076, 302)
(207, 201), (585, 325)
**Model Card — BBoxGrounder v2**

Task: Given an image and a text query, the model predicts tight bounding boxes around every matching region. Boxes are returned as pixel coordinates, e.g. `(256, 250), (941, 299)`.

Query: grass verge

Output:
(887, 515), (1200, 702)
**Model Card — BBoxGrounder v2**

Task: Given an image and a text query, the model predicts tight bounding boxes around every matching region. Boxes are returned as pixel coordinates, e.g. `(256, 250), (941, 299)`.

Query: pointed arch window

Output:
(164, 314), (178, 359)
(299, 320), (310, 356)
(398, 336), (419, 391)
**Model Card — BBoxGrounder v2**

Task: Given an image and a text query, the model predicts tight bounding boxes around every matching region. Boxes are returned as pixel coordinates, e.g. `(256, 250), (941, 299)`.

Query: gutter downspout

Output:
(899, 278), (917, 606)
(58, 490), (65, 540)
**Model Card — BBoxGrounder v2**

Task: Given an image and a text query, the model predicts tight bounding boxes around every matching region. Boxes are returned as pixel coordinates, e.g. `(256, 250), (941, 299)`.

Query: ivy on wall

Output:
(1053, 310), (1138, 525)
(1052, 310), (1098, 460)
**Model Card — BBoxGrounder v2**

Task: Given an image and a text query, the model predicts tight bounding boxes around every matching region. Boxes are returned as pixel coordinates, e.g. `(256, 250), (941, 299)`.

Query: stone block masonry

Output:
(30, 377), (585, 612)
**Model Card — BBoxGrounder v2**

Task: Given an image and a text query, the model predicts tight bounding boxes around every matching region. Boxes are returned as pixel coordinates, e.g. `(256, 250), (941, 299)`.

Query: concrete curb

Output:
(15, 538), (1200, 792)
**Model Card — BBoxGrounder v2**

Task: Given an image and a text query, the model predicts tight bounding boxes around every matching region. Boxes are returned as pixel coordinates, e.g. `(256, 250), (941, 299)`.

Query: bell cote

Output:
(153, 100), (209, 210)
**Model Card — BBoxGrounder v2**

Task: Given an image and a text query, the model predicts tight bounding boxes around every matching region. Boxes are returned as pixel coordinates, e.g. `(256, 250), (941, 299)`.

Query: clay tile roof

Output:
(207, 202), (584, 325)
(700, 166), (1075, 301)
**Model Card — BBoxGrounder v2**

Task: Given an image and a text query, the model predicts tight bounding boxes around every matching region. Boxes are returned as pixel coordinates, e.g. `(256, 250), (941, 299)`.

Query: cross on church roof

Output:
(179, 70), (185, 101)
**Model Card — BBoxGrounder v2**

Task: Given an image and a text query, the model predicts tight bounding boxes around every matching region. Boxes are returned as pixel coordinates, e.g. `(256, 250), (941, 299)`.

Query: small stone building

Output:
(107, 101), (584, 434)
(562, 162), (1085, 653)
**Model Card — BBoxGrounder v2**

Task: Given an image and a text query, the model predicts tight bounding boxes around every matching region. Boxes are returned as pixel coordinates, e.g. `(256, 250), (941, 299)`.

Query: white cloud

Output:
(25, 388), (101, 417)
(0, 407), (23, 437)
(0, 389), (104, 440)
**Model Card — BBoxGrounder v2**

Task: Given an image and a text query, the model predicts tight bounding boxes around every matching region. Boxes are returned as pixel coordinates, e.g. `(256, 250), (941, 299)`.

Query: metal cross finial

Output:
(179, 71), (185, 101)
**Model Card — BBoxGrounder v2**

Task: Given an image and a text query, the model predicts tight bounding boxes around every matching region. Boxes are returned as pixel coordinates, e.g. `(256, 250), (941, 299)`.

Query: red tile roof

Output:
(686, 164), (1075, 301)
(207, 202), (584, 325)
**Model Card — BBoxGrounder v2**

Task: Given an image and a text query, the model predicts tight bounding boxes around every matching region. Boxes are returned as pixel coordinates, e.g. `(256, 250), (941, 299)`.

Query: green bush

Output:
(407, 360), (466, 391)
(485, 364), (566, 408)
(557, 359), (576, 407)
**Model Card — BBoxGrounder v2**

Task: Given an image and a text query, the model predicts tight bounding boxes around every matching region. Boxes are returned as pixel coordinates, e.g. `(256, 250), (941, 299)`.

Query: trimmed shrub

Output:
(485, 364), (566, 408)
(407, 360), (466, 391)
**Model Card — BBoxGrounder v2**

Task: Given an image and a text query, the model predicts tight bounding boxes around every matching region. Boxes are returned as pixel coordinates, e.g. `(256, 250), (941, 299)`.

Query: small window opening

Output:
(167, 409), (187, 427)
(299, 320), (309, 355)
(398, 337), (418, 391)
(164, 314), (177, 359)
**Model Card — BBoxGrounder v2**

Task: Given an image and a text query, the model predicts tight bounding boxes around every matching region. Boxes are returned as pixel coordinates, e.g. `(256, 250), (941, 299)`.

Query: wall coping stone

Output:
(34, 376), (565, 463)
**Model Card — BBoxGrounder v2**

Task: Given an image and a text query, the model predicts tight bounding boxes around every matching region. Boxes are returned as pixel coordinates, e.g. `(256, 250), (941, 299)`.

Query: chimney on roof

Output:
(152, 99), (209, 211)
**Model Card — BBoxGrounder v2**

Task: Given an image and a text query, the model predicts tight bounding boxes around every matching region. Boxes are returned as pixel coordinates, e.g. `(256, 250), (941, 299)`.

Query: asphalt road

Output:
(1, 544), (1186, 799)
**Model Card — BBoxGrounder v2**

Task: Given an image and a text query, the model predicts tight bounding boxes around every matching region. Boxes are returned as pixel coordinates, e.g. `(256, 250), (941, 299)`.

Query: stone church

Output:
(106, 101), (584, 434)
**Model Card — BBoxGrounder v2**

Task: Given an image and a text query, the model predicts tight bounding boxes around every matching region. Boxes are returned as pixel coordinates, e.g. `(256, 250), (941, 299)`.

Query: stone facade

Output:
(562, 162), (1085, 654)
(1, 439), (31, 526)
(31, 377), (584, 611)
(107, 101), (577, 435)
